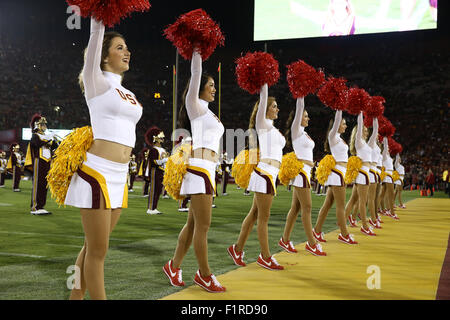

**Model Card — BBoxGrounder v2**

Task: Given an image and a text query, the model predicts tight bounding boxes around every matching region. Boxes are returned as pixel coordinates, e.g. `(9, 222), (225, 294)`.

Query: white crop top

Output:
(256, 84), (286, 162)
(191, 100), (225, 154)
(87, 72), (142, 147)
(328, 110), (348, 162)
(355, 112), (372, 162)
(83, 19), (142, 148)
(186, 51), (224, 154)
(292, 97), (314, 162)
(382, 137), (394, 171)
(395, 154), (405, 175)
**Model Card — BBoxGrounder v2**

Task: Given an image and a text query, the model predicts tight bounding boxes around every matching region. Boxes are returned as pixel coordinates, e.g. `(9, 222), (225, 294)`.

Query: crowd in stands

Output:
(0, 30), (448, 191)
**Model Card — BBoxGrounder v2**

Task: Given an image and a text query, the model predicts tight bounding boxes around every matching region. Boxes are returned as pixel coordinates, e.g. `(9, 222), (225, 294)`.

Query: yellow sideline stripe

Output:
(161, 198), (450, 300)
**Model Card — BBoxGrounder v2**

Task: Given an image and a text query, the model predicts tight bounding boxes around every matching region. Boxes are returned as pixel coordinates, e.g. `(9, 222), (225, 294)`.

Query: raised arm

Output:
(382, 136), (389, 161)
(355, 111), (364, 149)
(185, 50), (208, 120)
(291, 97), (305, 141)
(255, 84), (272, 132)
(82, 18), (110, 101)
(328, 110), (342, 145)
(394, 154), (400, 168)
(368, 117), (378, 148)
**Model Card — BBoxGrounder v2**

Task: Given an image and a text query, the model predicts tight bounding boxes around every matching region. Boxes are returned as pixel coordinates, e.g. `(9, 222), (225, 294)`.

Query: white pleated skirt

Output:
(179, 157), (217, 196)
(247, 162), (279, 195)
(65, 152), (129, 209)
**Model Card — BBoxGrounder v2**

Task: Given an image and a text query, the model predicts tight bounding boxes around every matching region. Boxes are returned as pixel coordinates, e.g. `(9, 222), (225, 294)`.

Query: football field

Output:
(0, 178), (432, 299)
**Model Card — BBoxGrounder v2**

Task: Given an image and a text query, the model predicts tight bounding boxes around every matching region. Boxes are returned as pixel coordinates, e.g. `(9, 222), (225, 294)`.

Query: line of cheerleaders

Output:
(53, 4), (405, 298)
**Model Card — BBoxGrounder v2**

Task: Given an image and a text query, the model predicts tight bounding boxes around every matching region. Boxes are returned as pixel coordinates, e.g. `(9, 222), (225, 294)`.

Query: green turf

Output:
(0, 178), (433, 299)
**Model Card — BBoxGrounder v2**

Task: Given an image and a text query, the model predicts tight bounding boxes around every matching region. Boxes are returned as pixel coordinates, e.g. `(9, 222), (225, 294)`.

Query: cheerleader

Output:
(279, 97), (326, 256)
(228, 83), (286, 271)
(394, 153), (406, 209)
(368, 118), (383, 226)
(66, 18), (143, 300)
(313, 110), (358, 244)
(381, 137), (399, 219)
(344, 112), (377, 236)
(163, 50), (226, 293)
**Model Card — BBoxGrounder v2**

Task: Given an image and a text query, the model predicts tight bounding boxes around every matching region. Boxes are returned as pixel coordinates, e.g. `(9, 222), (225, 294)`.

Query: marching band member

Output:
(26, 114), (58, 215)
(7, 143), (23, 192)
(128, 154), (137, 192)
(0, 150), (7, 188)
(145, 127), (168, 215)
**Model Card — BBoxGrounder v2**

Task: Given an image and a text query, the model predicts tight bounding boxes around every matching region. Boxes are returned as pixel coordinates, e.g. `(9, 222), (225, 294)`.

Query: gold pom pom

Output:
(163, 143), (192, 200)
(380, 166), (387, 182)
(344, 156), (362, 184)
(46, 126), (93, 206)
(279, 152), (304, 186)
(315, 155), (336, 185)
(231, 149), (260, 189)
(392, 170), (400, 182)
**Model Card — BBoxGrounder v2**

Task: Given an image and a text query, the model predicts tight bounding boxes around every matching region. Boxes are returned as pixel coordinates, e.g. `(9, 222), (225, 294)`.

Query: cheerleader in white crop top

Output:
(279, 97), (326, 256)
(381, 137), (399, 219)
(314, 110), (358, 244)
(67, 18), (143, 300)
(367, 117), (383, 226)
(229, 84), (286, 271)
(394, 153), (406, 208)
(344, 112), (378, 235)
(165, 50), (226, 293)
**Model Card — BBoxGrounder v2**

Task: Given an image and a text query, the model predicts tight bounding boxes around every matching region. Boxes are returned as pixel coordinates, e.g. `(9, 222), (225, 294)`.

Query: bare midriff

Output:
(336, 161), (347, 168)
(191, 148), (219, 163)
(260, 158), (281, 169)
(88, 139), (132, 164)
(299, 159), (314, 167)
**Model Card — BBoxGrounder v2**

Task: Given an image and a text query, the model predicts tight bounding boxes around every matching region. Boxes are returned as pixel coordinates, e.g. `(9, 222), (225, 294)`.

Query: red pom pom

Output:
(346, 87), (371, 115)
(67, 0), (151, 27)
(164, 9), (225, 61)
(378, 116), (395, 137)
(286, 60), (325, 98)
(235, 52), (280, 94)
(388, 137), (402, 155)
(363, 114), (374, 128)
(365, 96), (385, 118)
(317, 76), (349, 110)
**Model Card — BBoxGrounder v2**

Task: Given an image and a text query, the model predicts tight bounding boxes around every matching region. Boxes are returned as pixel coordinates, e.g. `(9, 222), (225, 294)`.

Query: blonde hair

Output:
(349, 125), (357, 156)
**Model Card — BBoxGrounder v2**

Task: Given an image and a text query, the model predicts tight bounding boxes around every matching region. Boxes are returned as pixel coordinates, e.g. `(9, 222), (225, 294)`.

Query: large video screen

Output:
(254, 0), (438, 41)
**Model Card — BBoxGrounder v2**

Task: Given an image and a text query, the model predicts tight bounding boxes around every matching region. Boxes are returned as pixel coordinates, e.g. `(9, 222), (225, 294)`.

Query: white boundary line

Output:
(0, 252), (45, 259)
